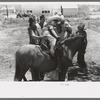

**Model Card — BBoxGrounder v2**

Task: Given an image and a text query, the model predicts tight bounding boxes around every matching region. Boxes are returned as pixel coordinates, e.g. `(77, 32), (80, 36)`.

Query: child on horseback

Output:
(41, 16), (74, 81)
(41, 16), (66, 57)
(41, 16), (73, 57)
(76, 23), (88, 74)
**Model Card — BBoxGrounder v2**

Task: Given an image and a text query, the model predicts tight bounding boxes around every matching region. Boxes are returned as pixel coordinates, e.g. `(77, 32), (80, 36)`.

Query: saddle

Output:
(40, 38), (60, 68)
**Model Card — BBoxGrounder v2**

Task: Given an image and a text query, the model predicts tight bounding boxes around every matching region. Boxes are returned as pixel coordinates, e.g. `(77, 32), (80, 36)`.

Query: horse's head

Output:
(54, 34), (84, 59)
(54, 35), (85, 81)
(61, 34), (84, 50)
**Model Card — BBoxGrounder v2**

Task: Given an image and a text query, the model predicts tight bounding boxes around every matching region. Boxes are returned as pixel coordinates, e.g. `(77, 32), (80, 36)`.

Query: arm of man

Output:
(48, 25), (60, 39)
(32, 31), (48, 40)
(36, 23), (42, 36)
(31, 31), (42, 38)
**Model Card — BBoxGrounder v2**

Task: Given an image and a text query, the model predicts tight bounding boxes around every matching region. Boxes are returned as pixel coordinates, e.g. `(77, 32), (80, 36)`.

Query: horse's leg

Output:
(23, 76), (27, 81)
(65, 72), (68, 81)
(17, 67), (29, 81)
(59, 67), (68, 81)
(14, 60), (29, 81)
(14, 70), (28, 81)
(31, 68), (40, 81)
(14, 61), (22, 81)
(39, 72), (44, 80)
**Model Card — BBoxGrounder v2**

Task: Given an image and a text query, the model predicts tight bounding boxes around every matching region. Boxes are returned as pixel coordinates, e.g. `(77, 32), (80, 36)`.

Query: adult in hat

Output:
(76, 23), (88, 74)
(46, 16), (64, 26)
(43, 16), (64, 40)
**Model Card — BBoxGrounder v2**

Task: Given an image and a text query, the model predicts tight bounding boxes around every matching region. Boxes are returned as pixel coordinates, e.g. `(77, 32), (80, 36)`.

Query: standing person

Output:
(76, 23), (88, 74)
(28, 14), (46, 45)
(39, 15), (46, 29)
(35, 15), (47, 46)
(35, 14), (46, 37)
(28, 14), (38, 44)
(28, 14), (48, 81)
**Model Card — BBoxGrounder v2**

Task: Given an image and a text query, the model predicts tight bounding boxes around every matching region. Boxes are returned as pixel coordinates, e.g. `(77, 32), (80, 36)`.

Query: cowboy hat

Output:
(58, 12), (62, 15)
(46, 16), (64, 25)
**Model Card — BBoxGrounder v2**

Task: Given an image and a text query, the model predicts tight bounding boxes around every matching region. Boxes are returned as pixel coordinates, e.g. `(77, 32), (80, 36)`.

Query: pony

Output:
(14, 34), (84, 81)
(55, 34), (85, 81)
(14, 44), (58, 81)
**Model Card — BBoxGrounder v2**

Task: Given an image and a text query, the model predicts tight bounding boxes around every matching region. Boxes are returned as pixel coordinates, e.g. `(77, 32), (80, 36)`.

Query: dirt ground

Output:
(0, 18), (100, 82)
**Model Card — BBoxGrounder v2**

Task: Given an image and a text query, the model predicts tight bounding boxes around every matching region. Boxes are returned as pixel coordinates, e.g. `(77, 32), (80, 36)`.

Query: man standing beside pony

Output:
(76, 23), (88, 74)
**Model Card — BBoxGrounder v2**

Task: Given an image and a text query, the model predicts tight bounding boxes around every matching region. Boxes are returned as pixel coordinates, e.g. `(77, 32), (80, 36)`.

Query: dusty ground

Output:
(0, 18), (100, 82)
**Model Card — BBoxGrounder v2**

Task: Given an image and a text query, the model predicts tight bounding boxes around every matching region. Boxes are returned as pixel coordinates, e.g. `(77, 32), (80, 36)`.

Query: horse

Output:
(14, 44), (58, 81)
(55, 34), (85, 81)
(14, 34), (84, 81)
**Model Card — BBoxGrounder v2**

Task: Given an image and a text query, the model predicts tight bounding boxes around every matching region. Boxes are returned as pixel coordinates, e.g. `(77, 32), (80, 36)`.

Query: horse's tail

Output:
(14, 52), (22, 81)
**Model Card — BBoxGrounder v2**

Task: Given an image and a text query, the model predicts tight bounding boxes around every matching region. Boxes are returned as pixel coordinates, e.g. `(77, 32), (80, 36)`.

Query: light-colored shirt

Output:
(36, 23), (42, 36)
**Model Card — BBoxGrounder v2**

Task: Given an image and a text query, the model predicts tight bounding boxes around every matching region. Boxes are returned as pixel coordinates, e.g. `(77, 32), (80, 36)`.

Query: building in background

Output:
(62, 5), (78, 17)
(0, 5), (18, 18)
(21, 4), (61, 18)
(2, 4), (100, 19)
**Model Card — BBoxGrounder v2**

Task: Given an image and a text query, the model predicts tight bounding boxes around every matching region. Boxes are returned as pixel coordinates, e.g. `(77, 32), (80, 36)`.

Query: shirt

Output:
(76, 30), (87, 37)
(76, 30), (87, 45)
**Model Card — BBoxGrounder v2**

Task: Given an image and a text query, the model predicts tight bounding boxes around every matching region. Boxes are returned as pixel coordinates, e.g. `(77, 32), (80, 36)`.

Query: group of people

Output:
(27, 12), (88, 76)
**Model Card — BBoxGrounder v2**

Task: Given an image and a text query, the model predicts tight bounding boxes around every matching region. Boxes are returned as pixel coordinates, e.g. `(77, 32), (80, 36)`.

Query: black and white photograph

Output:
(0, 1), (100, 98)
(0, 2), (100, 82)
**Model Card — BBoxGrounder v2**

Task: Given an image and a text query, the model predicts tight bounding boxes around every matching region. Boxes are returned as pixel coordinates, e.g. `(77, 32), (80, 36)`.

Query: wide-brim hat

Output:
(58, 12), (62, 15)
(46, 16), (64, 25)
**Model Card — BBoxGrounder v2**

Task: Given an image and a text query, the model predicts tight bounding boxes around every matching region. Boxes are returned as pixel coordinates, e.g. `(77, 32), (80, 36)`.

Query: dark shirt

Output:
(30, 24), (37, 33)
(76, 30), (87, 48)
(66, 27), (72, 34)
(66, 27), (72, 38)
(29, 17), (34, 27)
(76, 30), (87, 37)
(28, 17), (37, 33)
(39, 22), (44, 29)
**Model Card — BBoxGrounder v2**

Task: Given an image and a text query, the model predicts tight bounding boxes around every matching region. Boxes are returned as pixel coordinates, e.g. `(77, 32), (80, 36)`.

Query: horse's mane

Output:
(60, 34), (83, 45)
